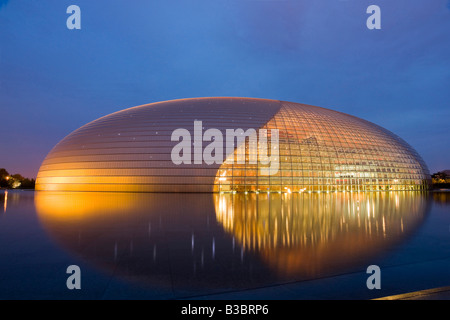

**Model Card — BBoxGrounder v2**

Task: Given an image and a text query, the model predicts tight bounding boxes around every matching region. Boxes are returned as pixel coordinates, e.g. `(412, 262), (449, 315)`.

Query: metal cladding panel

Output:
(36, 97), (282, 192)
(36, 97), (430, 193)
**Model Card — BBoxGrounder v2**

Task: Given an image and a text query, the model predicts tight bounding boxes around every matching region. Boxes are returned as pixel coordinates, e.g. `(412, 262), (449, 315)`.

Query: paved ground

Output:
(375, 286), (450, 300)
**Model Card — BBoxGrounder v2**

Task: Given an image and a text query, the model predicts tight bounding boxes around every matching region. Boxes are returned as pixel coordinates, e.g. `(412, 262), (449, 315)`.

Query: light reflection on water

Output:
(32, 191), (432, 291)
(215, 192), (429, 278)
(2, 190), (7, 213)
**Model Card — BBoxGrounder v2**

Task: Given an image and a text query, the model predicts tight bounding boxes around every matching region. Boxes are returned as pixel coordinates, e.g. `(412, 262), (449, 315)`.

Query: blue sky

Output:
(0, 0), (449, 178)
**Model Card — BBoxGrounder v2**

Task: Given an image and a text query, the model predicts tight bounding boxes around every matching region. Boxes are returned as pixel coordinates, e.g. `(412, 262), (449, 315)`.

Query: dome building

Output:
(35, 97), (430, 193)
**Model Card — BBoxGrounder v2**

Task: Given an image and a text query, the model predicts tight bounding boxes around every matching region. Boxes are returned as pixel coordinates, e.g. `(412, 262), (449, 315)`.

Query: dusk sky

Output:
(1, 0), (449, 179)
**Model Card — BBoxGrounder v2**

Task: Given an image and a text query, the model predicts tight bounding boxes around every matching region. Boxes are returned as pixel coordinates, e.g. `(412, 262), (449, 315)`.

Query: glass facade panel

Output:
(214, 101), (430, 193)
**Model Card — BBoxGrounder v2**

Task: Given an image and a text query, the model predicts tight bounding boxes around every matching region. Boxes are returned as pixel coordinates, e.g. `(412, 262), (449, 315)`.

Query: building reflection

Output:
(215, 191), (430, 277)
(35, 191), (430, 291)
(431, 191), (450, 206)
(35, 191), (256, 291)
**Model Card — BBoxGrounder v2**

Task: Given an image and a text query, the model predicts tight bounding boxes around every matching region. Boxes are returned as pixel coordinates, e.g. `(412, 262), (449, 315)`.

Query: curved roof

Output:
(36, 97), (430, 192)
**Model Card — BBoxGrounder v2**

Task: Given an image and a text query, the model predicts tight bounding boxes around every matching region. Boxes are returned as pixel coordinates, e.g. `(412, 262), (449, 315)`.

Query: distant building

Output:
(36, 97), (430, 192)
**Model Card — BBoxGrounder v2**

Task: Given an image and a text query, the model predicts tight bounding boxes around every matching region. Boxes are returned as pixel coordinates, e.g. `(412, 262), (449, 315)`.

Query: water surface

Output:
(0, 190), (449, 299)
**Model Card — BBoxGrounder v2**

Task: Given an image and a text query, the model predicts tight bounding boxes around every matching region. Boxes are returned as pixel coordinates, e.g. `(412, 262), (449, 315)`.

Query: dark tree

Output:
(20, 178), (36, 189)
(0, 168), (35, 189)
(0, 168), (10, 188)
(0, 168), (9, 178)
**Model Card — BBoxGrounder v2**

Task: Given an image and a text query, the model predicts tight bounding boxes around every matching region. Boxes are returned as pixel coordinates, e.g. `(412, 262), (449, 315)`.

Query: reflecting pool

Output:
(1, 190), (450, 299)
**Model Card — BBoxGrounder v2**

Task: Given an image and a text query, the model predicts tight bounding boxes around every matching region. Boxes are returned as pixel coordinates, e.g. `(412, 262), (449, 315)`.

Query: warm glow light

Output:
(35, 98), (429, 194)
(35, 191), (138, 221)
(214, 191), (428, 277)
(3, 190), (7, 213)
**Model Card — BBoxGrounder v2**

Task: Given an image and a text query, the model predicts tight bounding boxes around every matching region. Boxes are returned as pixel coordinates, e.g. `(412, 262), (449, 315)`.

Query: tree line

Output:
(431, 170), (450, 189)
(0, 168), (35, 189)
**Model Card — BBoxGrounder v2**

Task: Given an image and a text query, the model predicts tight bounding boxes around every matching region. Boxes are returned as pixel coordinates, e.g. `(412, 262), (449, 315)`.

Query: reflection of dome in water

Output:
(36, 97), (430, 193)
(35, 192), (265, 291)
(215, 191), (429, 277)
(35, 191), (429, 289)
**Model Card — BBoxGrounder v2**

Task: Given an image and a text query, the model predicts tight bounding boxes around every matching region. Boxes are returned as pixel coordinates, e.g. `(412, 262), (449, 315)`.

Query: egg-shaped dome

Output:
(36, 97), (430, 193)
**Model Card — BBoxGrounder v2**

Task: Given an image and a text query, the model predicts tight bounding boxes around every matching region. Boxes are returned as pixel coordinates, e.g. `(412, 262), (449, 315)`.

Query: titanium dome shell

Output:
(36, 97), (430, 193)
